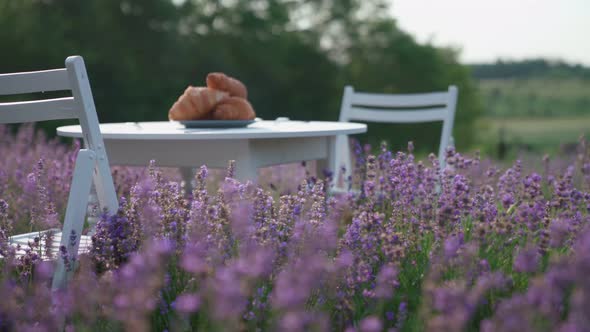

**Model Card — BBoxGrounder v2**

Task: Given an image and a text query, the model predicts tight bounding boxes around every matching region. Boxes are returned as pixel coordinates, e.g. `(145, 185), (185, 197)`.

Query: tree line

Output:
(471, 59), (590, 80)
(0, 0), (482, 152)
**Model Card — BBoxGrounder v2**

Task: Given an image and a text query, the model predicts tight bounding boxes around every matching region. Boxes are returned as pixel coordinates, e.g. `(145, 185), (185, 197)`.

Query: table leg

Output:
(317, 136), (337, 179)
(233, 157), (258, 183)
(180, 167), (194, 194)
(86, 185), (99, 235)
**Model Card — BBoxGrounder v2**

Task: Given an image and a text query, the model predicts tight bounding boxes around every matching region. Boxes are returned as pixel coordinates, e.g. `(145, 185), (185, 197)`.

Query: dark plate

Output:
(178, 120), (256, 128)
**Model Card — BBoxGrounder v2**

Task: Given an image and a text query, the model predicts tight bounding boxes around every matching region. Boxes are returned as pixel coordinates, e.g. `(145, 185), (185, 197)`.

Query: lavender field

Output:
(1, 124), (590, 332)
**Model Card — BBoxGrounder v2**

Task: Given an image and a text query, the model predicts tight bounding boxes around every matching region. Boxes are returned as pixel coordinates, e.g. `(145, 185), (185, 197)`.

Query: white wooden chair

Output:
(0, 56), (119, 289)
(332, 85), (458, 190)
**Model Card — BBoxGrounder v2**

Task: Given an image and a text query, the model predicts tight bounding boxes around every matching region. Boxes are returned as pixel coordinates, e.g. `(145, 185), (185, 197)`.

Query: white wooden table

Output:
(57, 120), (367, 182)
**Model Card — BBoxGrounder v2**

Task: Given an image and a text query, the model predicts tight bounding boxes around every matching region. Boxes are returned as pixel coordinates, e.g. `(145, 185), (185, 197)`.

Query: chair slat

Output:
(347, 106), (448, 123)
(0, 97), (77, 124)
(9, 233), (92, 261)
(350, 91), (450, 108)
(0, 68), (70, 95)
(1, 56), (119, 290)
(332, 85), (459, 191)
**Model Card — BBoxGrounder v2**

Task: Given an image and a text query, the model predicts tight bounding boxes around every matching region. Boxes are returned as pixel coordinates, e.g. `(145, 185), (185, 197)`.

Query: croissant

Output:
(168, 86), (228, 121)
(206, 73), (248, 99)
(211, 97), (256, 120)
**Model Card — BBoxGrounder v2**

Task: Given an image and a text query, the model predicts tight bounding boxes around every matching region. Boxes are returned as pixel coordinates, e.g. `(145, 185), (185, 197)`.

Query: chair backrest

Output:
(334, 85), (458, 187)
(0, 56), (118, 215)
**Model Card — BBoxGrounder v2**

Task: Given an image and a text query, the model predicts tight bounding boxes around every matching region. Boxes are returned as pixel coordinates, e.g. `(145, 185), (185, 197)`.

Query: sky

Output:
(390, 0), (590, 66)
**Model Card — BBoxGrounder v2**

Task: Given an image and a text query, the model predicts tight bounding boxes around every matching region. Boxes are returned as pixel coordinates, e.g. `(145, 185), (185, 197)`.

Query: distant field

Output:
(478, 78), (590, 118)
(474, 116), (590, 157)
(472, 76), (590, 158)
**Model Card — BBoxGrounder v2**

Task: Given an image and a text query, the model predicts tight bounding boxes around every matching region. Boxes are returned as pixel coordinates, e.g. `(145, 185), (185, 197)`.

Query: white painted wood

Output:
(56, 121), (366, 184)
(438, 86), (458, 169)
(57, 120), (366, 140)
(347, 107), (448, 123)
(315, 136), (337, 180)
(334, 87), (355, 188)
(234, 156), (258, 182)
(180, 167), (195, 193)
(52, 149), (96, 290)
(100, 137), (329, 169)
(249, 137), (328, 167)
(65, 56), (118, 215)
(349, 90), (451, 108)
(102, 139), (251, 168)
(8, 231), (92, 260)
(0, 97), (77, 124)
(1, 56), (119, 290)
(9, 229), (60, 242)
(334, 85), (459, 188)
(85, 189), (99, 236)
(0, 68), (70, 95)
(333, 134), (352, 189)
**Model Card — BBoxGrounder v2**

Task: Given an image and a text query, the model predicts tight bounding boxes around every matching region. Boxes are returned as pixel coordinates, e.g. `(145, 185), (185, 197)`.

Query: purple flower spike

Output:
(513, 245), (540, 273)
(359, 316), (382, 332)
(444, 234), (464, 260)
(173, 293), (201, 314)
(374, 264), (399, 299)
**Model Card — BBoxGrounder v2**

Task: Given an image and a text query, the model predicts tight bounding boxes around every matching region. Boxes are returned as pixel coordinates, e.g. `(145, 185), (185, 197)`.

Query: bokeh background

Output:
(1, 0), (589, 160)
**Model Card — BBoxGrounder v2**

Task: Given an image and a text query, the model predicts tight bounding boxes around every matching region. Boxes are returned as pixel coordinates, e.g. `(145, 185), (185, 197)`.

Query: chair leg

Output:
(52, 150), (96, 291)
(180, 167), (195, 194)
(234, 157), (258, 182)
(331, 135), (351, 191)
(85, 185), (99, 236)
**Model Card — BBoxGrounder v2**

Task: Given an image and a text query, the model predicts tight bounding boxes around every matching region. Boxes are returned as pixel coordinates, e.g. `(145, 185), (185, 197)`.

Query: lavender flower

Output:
(1, 124), (590, 331)
(513, 245), (541, 273)
(173, 293), (201, 314)
(359, 316), (383, 332)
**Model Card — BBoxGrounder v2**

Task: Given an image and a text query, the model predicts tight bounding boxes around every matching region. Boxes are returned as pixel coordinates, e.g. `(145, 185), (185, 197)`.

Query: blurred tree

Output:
(0, 0), (185, 123)
(177, 0), (343, 121)
(471, 58), (590, 80)
(338, 15), (482, 151)
(0, 0), (482, 154)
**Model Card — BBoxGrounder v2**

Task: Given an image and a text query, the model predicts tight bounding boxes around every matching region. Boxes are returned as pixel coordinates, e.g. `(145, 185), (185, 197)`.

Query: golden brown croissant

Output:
(211, 97), (256, 120)
(206, 73), (248, 99)
(168, 86), (228, 121)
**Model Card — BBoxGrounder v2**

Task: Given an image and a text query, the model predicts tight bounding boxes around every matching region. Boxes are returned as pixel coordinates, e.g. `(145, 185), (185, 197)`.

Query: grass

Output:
(473, 116), (590, 157)
(469, 75), (590, 161)
(478, 78), (590, 118)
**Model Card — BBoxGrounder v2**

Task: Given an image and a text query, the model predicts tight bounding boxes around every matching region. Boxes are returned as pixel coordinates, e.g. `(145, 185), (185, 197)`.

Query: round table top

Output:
(57, 120), (367, 140)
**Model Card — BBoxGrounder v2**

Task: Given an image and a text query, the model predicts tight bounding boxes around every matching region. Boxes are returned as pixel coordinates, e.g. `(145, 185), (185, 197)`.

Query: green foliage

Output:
(0, 0), (482, 154)
(471, 58), (590, 80)
(478, 116), (590, 155)
(478, 78), (590, 118)
(469, 60), (590, 157)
